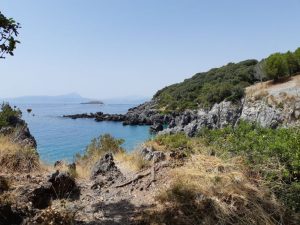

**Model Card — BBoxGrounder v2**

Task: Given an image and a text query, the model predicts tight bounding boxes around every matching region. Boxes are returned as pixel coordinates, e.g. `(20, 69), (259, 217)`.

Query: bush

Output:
(75, 134), (124, 177)
(77, 134), (124, 161)
(263, 53), (289, 81)
(198, 121), (300, 213)
(0, 103), (22, 128)
(154, 132), (191, 153)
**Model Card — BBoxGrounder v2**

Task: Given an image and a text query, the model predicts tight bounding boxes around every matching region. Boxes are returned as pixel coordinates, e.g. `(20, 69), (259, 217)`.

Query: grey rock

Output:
(140, 146), (166, 163)
(48, 171), (80, 199)
(91, 153), (124, 189)
(91, 153), (121, 178)
(29, 182), (53, 209)
(150, 123), (163, 133)
(0, 176), (9, 194)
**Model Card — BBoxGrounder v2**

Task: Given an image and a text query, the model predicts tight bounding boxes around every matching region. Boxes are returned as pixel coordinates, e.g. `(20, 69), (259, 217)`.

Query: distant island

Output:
(80, 100), (103, 105)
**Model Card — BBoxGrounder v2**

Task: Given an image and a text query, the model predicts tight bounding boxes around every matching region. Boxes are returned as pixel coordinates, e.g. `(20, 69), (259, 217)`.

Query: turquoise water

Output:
(13, 103), (151, 163)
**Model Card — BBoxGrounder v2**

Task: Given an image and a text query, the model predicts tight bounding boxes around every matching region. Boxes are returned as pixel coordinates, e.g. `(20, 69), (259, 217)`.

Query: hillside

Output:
(153, 47), (300, 112)
(153, 59), (260, 111)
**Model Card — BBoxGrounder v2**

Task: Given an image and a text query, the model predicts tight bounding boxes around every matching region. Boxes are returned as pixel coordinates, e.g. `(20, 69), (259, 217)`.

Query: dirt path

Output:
(70, 161), (172, 225)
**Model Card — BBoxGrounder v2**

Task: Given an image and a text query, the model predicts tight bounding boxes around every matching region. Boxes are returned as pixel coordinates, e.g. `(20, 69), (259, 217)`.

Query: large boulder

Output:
(91, 153), (121, 178)
(28, 171), (80, 209)
(91, 153), (124, 189)
(29, 182), (53, 209)
(48, 171), (79, 199)
(140, 146), (166, 163)
(239, 100), (283, 128)
(150, 123), (163, 133)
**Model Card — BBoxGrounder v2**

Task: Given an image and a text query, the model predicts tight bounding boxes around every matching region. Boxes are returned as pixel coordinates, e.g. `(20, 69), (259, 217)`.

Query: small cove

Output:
(13, 103), (152, 163)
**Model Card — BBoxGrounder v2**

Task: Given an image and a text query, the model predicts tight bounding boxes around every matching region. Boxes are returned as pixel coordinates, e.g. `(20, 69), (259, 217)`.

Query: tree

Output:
(263, 53), (288, 81)
(0, 11), (20, 59)
(294, 48), (300, 67)
(0, 103), (22, 128)
(285, 51), (299, 76)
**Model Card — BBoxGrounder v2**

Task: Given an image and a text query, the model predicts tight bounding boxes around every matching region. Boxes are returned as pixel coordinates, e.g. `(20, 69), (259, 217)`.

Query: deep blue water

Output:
(12, 103), (151, 163)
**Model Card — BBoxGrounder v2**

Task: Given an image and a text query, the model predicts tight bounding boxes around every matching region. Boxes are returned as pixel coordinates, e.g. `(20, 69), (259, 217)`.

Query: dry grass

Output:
(25, 202), (76, 225)
(0, 136), (39, 172)
(115, 150), (151, 172)
(139, 154), (290, 225)
(76, 162), (93, 179)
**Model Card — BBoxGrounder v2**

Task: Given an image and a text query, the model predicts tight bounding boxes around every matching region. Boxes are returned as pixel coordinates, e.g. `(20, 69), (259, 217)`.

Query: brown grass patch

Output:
(115, 150), (151, 172)
(0, 136), (39, 172)
(139, 154), (290, 225)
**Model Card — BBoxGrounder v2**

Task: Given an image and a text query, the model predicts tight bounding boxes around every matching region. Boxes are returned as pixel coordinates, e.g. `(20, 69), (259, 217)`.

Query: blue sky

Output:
(1, 0), (300, 99)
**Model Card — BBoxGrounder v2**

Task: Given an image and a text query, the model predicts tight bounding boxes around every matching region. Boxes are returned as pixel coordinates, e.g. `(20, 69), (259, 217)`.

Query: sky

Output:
(1, 0), (300, 99)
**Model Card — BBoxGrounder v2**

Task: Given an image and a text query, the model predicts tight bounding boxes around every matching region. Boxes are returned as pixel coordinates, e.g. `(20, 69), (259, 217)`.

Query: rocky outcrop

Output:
(158, 98), (300, 137)
(63, 112), (126, 122)
(239, 99), (283, 129)
(29, 171), (80, 209)
(63, 100), (173, 128)
(91, 153), (125, 189)
(64, 96), (300, 137)
(159, 101), (243, 136)
(150, 123), (164, 133)
(0, 119), (37, 149)
(140, 146), (166, 163)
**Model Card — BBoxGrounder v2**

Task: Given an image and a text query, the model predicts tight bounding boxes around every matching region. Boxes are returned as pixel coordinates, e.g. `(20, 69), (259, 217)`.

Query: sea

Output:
(12, 103), (152, 164)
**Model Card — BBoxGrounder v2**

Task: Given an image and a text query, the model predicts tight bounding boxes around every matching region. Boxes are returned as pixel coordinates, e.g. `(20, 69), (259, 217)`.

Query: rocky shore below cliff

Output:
(63, 90), (300, 136)
(63, 101), (174, 132)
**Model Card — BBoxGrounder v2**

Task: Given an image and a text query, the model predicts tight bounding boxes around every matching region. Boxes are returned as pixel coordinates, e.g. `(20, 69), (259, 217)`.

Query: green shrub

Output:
(263, 53), (289, 81)
(154, 132), (192, 153)
(76, 134), (124, 161)
(0, 103), (22, 128)
(198, 121), (300, 212)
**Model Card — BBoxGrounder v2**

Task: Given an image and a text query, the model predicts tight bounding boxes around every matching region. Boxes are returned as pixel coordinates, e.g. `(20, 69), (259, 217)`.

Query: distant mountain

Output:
(1, 93), (93, 104)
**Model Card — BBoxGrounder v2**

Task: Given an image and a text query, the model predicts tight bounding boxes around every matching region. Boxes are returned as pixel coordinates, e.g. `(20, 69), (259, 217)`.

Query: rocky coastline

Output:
(63, 93), (300, 136)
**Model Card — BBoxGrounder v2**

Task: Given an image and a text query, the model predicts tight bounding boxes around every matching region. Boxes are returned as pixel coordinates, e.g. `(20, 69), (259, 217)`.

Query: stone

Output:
(91, 153), (124, 188)
(150, 123), (163, 133)
(140, 146), (166, 163)
(29, 182), (52, 209)
(0, 176), (9, 194)
(48, 171), (80, 199)
(91, 153), (119, 178)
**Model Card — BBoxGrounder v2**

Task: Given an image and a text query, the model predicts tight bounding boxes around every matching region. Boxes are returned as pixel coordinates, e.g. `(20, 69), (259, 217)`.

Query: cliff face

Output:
(0, 118), (37, 149)
(127, 77), (300, 136)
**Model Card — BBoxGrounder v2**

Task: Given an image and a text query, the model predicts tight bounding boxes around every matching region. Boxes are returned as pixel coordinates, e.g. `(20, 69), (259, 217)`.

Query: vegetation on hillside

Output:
(141, 122), (300, 224)
(154, 47), (300, 112)
(0, 103), (22, 128)
(263, 48), (300, 81)
(0, 11), (20, 59)
(198, 122), (300, 213)
(154, 60), (259, 111)
(151, 122), (300, 214)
